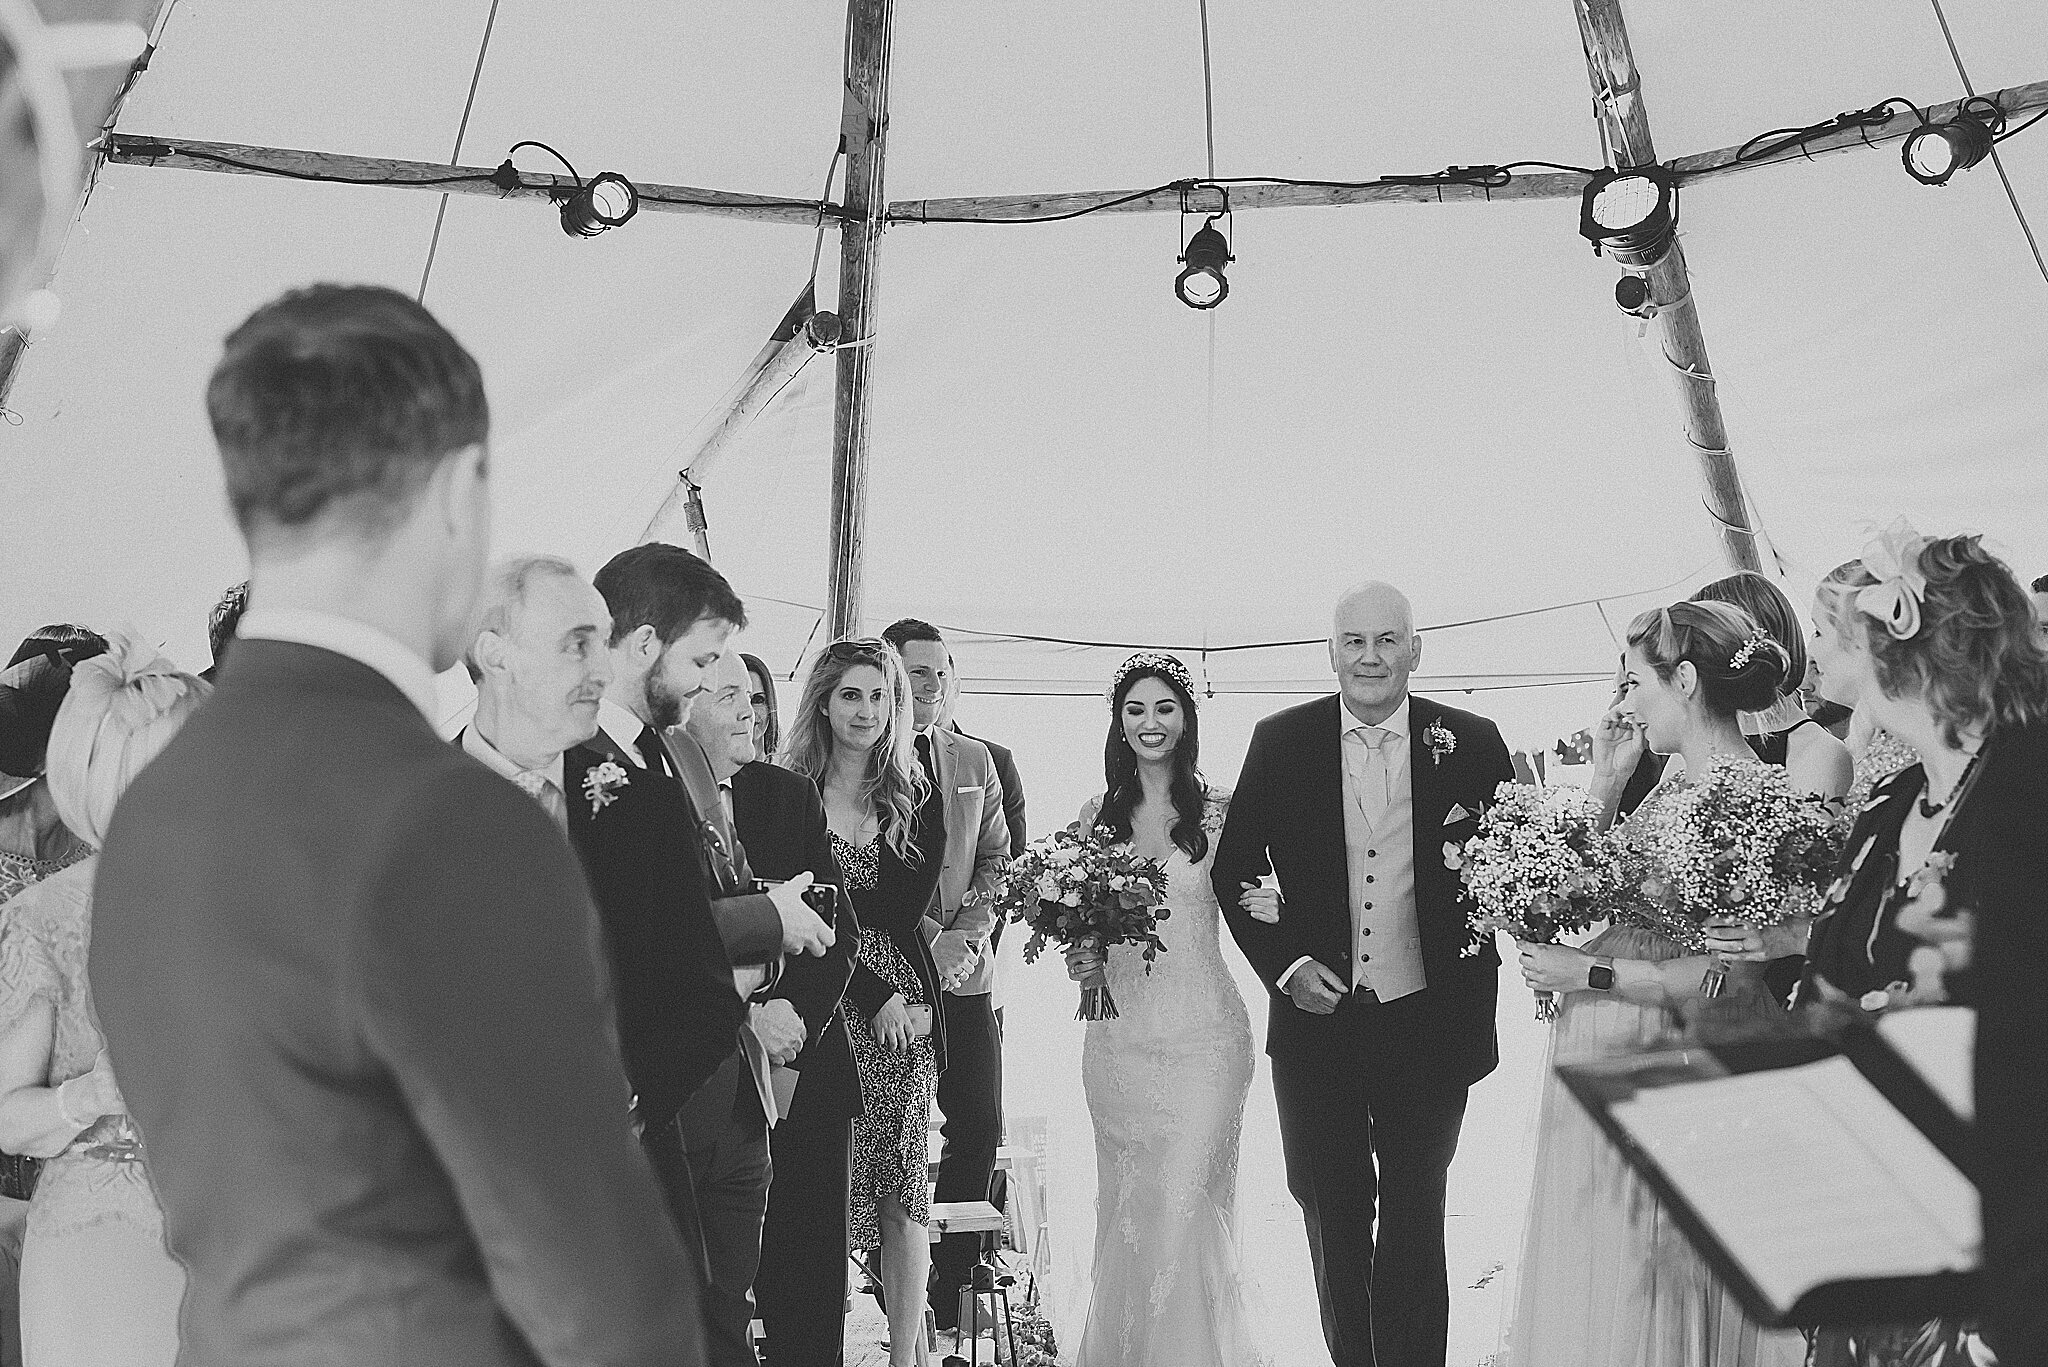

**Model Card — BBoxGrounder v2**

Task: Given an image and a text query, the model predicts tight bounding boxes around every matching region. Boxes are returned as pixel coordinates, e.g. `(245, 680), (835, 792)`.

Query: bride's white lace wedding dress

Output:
(1074, 790), (1269, 1367)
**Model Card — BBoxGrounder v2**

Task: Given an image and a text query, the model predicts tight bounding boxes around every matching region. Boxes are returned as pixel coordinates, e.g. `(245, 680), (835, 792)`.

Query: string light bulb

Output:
(559, 172), (640, 237)
(1901, 101), (2003, 186)
(1578, 165), (1677, 260)
(1175, 217), (1232, 309)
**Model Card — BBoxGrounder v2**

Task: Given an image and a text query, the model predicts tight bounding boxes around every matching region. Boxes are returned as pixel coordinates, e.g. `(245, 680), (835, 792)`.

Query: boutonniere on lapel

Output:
(1423, 719), (1456, 766)
(582, 760), (630, 815)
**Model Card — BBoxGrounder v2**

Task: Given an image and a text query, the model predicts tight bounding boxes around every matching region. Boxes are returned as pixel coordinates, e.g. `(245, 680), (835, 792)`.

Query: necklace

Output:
(1916, 748), (1984, 820)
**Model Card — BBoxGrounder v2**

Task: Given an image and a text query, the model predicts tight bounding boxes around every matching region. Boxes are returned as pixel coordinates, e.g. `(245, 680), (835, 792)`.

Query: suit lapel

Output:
(1407, 695), (1448, 838)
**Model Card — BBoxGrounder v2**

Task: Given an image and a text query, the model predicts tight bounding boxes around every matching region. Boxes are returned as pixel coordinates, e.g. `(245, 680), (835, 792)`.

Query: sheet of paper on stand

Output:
(1609, 1058), (1979, 1317)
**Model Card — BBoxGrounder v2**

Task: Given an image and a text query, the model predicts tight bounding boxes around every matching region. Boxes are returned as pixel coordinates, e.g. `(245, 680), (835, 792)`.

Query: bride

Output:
(1063, 652), (1269, 1367)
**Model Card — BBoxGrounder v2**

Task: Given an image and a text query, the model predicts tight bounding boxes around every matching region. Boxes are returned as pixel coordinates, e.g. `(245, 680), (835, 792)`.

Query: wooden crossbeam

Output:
(882, 74), (2048, 224)
(94, 74), (2047, 237)
(101, 134), (837, 226)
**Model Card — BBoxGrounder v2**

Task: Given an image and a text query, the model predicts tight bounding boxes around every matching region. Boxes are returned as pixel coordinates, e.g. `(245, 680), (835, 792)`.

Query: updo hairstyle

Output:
(1625, 600), (1789, 717)
(44, 629), (209, 848)
(1691, 571), (1807, 698)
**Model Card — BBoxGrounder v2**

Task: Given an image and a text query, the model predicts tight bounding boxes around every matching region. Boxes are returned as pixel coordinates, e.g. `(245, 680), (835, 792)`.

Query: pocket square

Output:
(1444, 803), (1473, 826)
(957, 785), (978, 794)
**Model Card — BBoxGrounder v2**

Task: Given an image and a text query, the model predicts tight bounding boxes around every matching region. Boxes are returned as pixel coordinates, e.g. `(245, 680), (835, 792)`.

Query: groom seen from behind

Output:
(91, 285), (705, 1365)
(1214, 581), (1515, 1367)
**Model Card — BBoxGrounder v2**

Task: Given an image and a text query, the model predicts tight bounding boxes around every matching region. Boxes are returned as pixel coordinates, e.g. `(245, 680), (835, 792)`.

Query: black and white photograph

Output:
(0, 2), (2044, 1365)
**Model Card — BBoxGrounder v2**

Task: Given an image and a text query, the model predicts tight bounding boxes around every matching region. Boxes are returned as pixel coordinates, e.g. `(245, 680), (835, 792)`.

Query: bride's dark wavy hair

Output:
(1098, 655), (1208, 863)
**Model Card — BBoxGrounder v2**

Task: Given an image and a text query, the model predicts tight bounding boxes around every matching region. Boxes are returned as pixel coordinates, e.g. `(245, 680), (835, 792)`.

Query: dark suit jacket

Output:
(91, 640), (702, 1367)
(1213, 692), (1515, 1086)
(565, 727), (781, 1133)
(729, 761), (862, 1124)
(1952, 720), (2048, 1364)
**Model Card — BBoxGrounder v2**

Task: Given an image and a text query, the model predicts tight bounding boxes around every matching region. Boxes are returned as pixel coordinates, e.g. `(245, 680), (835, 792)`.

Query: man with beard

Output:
(584, 542), (834, 1367)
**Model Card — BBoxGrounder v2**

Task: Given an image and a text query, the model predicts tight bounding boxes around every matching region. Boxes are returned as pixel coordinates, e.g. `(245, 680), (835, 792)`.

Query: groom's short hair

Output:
(208, 284), (488, 544)
(594, 543), (747, 647)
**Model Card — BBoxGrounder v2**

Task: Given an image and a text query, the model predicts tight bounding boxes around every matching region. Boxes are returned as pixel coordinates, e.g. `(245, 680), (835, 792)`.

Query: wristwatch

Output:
(1587, 957), (1616, 992)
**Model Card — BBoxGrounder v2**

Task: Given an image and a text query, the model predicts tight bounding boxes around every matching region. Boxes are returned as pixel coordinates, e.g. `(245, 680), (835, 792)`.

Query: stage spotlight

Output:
(1902, 103), (2002, 186)
(1175, 219), (1232, 309)
(1578, 165), (1677, 260)
(560, 172), (640, 237)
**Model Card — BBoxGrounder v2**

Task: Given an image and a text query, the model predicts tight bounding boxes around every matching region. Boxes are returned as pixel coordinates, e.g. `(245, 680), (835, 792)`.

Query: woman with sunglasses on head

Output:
(779, 639), (944, 1367)
(1711, 525), (2048, 1367)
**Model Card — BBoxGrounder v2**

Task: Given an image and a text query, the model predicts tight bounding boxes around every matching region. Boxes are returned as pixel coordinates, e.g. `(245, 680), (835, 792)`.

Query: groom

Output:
(1215, 581), (1514, 1367)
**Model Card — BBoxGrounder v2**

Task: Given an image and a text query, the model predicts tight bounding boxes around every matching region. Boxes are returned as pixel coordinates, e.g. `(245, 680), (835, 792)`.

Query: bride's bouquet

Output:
(1452, 781), (1629, 1020)
(1632, 758), (1848, 996)
(998, 821), (1172, 1021)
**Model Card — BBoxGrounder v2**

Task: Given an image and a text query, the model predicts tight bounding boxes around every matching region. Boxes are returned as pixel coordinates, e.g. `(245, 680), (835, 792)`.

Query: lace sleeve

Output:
(0, 889), (63, 1042)
(1200, 786), (1232, 837)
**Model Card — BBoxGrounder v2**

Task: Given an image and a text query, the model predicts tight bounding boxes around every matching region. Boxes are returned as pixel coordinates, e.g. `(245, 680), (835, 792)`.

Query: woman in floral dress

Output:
(779, 639), (945, 1367)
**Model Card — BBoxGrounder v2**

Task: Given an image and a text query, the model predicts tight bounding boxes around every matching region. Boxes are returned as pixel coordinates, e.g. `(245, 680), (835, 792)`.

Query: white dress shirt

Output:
(460, 724), (568, 830)
(1277, 695), (1428, 1003)
(597, 698), (655, 767)
(237, 608), (439, 721)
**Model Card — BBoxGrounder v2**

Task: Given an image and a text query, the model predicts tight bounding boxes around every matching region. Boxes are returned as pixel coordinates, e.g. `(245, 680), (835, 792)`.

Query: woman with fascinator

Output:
(1062, 652), (1268, 1367)
(1711, 523), (2048, 1367)
(1510, 601), (1808, 1367)
(0, 629), (207, 1366)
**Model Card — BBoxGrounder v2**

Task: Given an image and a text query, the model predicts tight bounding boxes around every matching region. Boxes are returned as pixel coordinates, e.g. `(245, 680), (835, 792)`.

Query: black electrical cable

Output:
(136, 145), (499, 187)
(504, 139), (582, 186)
(1733, 99), (1921, 165)
(1995, 104), (2048, 143)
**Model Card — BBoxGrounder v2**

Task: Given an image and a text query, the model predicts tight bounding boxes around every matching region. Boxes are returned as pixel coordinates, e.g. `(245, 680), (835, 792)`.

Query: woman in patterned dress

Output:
(0, 630), (207, 1367)
(780, 639), (944, 1367)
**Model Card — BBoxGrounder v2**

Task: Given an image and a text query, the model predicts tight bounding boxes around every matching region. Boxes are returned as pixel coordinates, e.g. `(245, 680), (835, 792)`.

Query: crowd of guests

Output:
(0, 285), (1025, 1367)
(0, 277), (2040, 1367)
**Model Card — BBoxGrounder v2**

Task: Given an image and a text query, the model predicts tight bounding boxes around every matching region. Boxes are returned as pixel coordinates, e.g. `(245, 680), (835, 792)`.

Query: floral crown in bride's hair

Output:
(1107, 652), (1198, 705)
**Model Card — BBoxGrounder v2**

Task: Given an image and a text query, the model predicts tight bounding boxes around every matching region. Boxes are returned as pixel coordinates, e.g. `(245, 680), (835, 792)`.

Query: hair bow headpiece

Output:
(1856, 516), (1930, 641)
(1108, 652), (1197, 704)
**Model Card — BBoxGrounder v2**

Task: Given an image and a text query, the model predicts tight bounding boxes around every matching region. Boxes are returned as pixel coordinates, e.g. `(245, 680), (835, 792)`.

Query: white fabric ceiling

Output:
(4, 0), (2045, 745)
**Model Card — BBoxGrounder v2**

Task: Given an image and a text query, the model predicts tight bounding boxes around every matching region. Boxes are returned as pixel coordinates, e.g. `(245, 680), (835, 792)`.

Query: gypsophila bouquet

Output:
(1634, 756), (1849, 995)
(1452, 781), (1627, 1020)
(997, 821), (1171, 1020)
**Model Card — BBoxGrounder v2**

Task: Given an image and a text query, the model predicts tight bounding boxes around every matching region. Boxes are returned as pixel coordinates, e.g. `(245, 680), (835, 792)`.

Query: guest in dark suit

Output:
(782, 640), (947, 1367)
(91, 284), (705, 1365)
(586, 543), (835, 1367)
(455, 554), (614, 831)
(1214, 581), (1514, 1367)
(882, 621), (1011, 1330)
(711, 657), (863, 1367)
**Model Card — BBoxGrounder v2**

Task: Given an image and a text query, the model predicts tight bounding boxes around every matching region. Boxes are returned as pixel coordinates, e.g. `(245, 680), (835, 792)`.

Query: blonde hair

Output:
(45, 630), (209, 848)
(777, 639), (926, 862)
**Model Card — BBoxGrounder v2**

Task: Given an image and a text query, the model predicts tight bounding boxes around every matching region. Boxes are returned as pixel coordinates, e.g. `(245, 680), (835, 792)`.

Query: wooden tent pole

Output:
(826, 0), (894, 642)
(1574, 0), (1763, 574)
